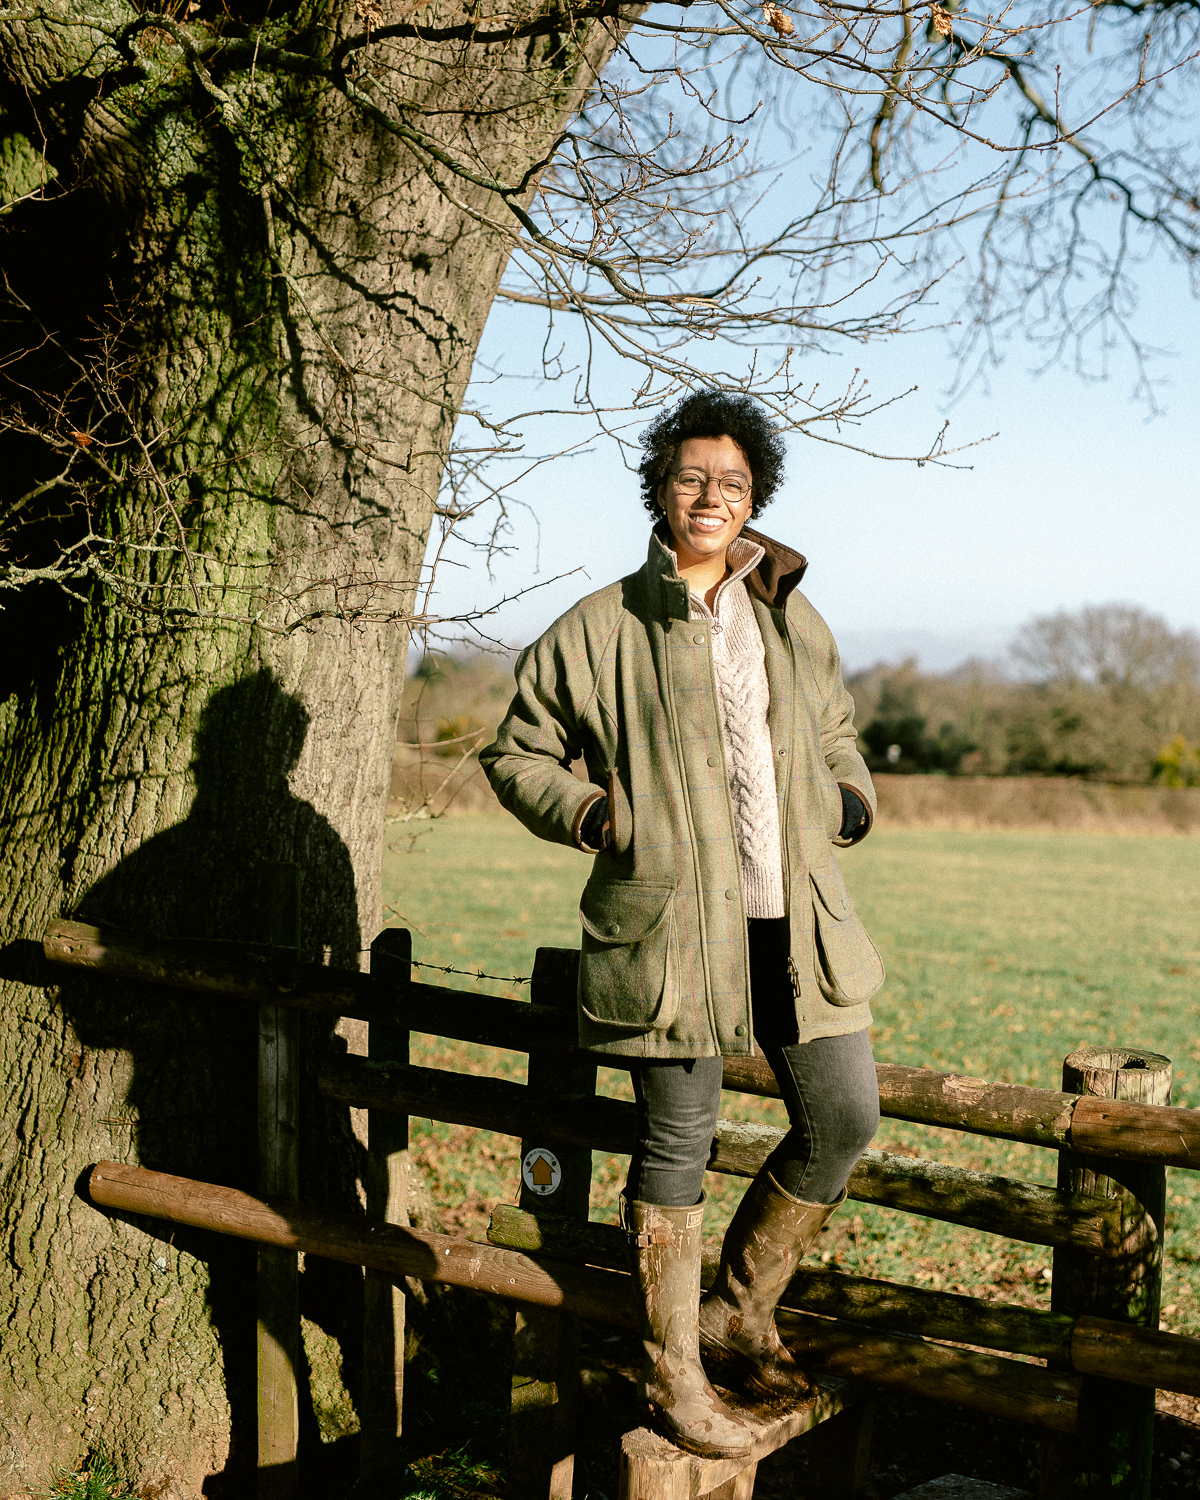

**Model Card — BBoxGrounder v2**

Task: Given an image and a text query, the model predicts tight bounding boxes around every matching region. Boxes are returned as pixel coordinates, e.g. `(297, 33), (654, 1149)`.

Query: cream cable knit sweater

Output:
(683, 537), (786, 920)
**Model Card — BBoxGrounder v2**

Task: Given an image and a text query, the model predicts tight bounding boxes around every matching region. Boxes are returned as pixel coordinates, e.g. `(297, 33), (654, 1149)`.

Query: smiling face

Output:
(659, 434), (754, 573)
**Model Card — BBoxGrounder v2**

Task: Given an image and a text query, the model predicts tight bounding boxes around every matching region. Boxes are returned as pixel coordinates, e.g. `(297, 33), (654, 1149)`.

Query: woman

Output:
(480, 390), (885, 1460)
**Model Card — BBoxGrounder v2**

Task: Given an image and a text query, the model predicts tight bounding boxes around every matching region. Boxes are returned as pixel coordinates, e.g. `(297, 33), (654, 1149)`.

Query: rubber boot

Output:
(698, 1170), (846, 1400)
(622, 1194), (753, 1459)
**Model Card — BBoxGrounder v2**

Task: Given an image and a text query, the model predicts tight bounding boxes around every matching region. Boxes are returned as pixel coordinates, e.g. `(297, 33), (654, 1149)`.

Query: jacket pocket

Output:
(578, 879), (680, 1032)
(809, 862), (886, 1007)
(818, 764), (843, 838)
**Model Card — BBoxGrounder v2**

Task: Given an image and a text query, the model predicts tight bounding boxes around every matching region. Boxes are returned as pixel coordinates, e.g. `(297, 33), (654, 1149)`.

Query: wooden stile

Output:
(88, 1160), (637, 1321)
(488, 1204), (1079, 1362)
(42, 917), (564, 1049)
(320, 1056), (1122, 1254)
(507, 948), (596, 1500)
(257, 864), (301, 1499)
(48, 911), (1200, 1496)
(86, 1161), (1098, 1432)
(618, 1379), (867, 1500)
(360, 928), (412, 1479)
(778, 1266), (1074, 1364)
(1069, 1094), (1198, 1165)
(725, 1056), (1079, 1150)
(1043, 1046), (1171, 1500)
(487, 1202), (1200, 1398)
(1070, 1315), (1200, 1401)
(776, 1309), (1080, 1434)
(46, 919), (1200, 1169)
(728, 1054), (1200, 1168)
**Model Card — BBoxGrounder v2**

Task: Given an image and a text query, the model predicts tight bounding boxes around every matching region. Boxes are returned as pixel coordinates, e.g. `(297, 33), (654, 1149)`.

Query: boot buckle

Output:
(627, 1225), (676, 1247)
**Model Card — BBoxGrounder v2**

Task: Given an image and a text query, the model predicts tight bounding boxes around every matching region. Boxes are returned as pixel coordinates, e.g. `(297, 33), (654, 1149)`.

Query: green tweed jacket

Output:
(479, 525), (885, 1058)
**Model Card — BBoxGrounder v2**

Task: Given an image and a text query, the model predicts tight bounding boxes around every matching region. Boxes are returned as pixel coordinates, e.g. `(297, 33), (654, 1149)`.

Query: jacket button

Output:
(607, 922), (621, 936)
(706, 755), (718, 767)
(725, 889), (736, 900)
(693, 632), (706, 644)
(778, 748), (787, 756)
(734, 1024), (747, 1037)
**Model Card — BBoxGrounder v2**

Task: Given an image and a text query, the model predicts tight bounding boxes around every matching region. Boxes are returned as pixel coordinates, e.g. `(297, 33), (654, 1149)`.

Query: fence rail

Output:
(87, 1160), (1200, 1417)
(46, 919), (1200, 1168)
(318, 1055), (1126, 1254)
(487, 1202), (1200, 1388)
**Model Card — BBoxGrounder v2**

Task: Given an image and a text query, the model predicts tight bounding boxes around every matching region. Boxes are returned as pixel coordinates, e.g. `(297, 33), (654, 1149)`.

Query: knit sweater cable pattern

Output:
(682, 537), (786, 920)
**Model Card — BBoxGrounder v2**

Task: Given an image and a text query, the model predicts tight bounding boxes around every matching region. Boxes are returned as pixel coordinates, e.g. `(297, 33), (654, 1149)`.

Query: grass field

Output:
(382, 817), (1200, 1336)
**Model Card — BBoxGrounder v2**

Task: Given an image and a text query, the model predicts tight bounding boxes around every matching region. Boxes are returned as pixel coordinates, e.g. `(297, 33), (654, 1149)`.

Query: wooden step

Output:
(619, 1376), (867, 1499)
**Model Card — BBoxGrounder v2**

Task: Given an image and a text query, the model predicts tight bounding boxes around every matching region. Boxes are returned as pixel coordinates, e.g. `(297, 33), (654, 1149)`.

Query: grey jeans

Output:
(626, 917), (880, 1208)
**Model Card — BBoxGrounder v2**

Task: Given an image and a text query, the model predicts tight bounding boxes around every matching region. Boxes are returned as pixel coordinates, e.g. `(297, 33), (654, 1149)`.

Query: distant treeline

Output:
(846, 605), (1200, 786)
(395, 604), (1200, 807)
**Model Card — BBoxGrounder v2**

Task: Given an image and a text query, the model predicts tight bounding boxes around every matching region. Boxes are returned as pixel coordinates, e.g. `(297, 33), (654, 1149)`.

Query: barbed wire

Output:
(410, 958), (532, 987)
(53, 920), (539, 987)
(56, 917), (537, 988)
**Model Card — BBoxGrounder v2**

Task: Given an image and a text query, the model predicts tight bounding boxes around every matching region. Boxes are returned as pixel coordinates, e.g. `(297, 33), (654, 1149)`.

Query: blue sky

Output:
(418, 124), (1200, 677)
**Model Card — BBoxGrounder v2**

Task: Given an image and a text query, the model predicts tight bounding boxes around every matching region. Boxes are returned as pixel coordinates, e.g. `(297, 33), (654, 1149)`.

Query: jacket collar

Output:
(646, 520), (808, 621)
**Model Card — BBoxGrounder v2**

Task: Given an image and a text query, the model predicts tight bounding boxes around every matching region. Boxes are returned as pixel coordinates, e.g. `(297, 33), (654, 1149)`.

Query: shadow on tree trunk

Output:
(51, 669), (369, 1486)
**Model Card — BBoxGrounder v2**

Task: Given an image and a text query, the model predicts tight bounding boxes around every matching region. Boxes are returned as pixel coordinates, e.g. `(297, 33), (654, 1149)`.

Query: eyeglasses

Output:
(669, 469), (751, 504)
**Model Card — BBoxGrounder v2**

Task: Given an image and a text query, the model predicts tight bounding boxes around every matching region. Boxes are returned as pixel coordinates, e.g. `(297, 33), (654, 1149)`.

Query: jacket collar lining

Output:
(648, 521), (807, 611)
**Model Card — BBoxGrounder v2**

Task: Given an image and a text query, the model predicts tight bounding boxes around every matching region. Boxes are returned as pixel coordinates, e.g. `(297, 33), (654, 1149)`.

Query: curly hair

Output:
(637, 390), (786, 521)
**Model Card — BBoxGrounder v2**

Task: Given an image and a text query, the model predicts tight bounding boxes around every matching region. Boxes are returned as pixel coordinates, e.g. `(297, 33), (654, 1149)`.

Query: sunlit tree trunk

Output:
(0, 5), (624, 1484)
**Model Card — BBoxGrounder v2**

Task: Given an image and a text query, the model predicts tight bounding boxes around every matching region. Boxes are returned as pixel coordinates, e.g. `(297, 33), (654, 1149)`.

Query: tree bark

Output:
(0, 3), (626, 1487)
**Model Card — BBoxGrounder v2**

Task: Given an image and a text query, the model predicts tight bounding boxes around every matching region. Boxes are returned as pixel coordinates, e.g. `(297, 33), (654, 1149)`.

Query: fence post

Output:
(258, 863), (301, 1498)
(360, 927), (412, 1479)
(508, 947), (594, 1500)
(1043, 1046), (1171, 1499)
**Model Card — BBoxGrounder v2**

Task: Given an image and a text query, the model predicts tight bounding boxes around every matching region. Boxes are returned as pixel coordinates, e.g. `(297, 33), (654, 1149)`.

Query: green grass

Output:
(382, 817), (1200, 1335)
(41, 1452), (135, 1500)
(398, 1450), (504, 1500)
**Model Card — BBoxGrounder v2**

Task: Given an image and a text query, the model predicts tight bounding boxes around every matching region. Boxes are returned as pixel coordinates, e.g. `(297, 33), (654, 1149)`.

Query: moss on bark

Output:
(0, 1), (629, 1488)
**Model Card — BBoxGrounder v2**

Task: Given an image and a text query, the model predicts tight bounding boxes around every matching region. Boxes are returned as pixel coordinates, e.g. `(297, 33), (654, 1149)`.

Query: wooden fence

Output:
(43, 898), (1200, 1500)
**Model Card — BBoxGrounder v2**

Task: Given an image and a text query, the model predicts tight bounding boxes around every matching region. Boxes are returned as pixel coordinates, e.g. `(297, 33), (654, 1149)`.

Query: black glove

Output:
(838, 786), (868, 841)
(580, 795), (611, 852)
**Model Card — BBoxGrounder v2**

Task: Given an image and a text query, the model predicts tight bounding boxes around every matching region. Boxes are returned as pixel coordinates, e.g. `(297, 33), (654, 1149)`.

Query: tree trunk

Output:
(0, 5), (625, 1487)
